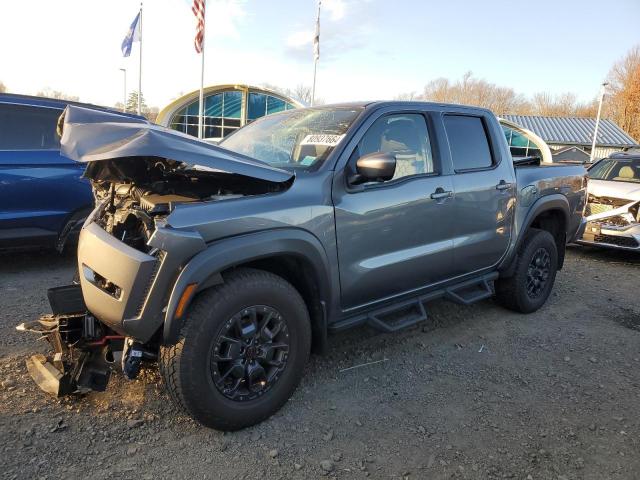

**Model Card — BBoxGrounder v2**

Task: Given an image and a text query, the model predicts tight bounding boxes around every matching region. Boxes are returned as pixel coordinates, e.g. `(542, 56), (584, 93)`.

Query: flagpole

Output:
(197, 2), (206, 139)
(198, 41), (205, 139)
(138, 2), (143, 116)
(311, 59), (318, 107)
(311, 1), (321, 106)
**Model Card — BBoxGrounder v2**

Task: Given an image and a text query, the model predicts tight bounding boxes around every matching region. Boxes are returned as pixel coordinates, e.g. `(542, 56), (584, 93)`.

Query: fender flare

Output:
(516, 194), (571, 251)
(163, 228), (333, 344)
(501, 194), (571, 276)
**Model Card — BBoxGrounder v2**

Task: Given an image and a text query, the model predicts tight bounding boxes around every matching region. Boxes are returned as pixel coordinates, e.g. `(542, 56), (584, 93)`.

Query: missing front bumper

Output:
(18, 315), (114, 397)
(17, 285), (119, 397)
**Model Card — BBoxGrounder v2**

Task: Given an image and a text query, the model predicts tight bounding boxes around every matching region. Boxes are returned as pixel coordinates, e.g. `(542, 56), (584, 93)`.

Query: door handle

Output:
(430, 188), (453, 200)
(495, 180), (512, 191)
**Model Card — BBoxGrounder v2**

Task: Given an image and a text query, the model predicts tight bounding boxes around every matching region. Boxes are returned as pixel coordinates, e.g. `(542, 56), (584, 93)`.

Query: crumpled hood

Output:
(589, 178), (640, 202)
(58, 105), (293, 184)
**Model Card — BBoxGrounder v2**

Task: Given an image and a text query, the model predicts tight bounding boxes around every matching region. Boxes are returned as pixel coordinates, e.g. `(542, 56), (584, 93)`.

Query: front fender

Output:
(163, 228), (332, 344)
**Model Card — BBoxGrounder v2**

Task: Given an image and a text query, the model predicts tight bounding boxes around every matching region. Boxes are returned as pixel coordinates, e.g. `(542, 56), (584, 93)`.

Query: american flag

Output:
(192, 0), (205, 53)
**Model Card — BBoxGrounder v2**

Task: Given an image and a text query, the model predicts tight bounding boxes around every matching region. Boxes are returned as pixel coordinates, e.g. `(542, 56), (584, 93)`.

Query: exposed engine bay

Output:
(87, 157), (291, 251)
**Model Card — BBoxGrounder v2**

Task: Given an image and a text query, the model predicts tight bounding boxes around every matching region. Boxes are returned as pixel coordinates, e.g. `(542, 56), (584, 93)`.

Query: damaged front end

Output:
(578, 194), (640, 250)
(18, 105), (295, 398)
(16, 285), (126, 396)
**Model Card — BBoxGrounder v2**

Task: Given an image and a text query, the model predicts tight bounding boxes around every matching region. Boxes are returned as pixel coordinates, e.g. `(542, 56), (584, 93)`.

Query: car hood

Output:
(58, 105), (293, 184)
(588, 178), (640, 201)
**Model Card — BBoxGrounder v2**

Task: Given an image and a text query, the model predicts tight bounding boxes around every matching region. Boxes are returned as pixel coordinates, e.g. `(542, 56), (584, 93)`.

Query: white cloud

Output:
(323, 0), (346, 21)
(286, 30), (314, 48)
(285, 0), (349, 54)
(205, 0), (247, 39)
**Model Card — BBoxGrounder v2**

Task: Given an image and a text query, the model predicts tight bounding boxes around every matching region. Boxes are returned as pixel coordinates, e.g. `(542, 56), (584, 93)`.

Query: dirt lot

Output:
(1, 246), (639, 480)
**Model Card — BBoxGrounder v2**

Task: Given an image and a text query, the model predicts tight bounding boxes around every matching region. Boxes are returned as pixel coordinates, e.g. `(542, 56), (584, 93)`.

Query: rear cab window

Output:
(443, 115), (493, 172)
(0, 103), (62, 150)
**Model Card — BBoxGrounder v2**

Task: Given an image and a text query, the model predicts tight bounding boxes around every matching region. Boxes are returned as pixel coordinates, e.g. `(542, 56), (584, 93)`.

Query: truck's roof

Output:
(310, 100), (493, 115)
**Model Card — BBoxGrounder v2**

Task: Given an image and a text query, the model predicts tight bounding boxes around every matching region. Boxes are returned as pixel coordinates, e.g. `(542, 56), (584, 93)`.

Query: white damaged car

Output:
(577, 152), (640, 251)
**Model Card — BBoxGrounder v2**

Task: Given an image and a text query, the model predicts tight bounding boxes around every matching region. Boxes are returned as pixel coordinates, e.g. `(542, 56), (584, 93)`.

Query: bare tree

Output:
(36, 87), (79, 102)
(0, 81), (6, 93)
(400, 72), (601, 118)
(605, 45), (640, 140)
(290, 84), (315, 105)
(413, 72), (528, 115)
(530, 91), (596, 117)
(261, 83), (322, 106)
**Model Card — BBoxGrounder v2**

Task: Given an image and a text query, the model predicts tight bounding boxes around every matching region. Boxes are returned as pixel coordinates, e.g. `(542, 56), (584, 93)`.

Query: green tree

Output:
(126, 91), (148, 115)
(125, 91), (159, 121)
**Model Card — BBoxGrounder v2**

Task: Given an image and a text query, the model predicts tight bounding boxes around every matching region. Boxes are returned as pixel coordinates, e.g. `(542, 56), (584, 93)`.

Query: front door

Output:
(333, 112), (455, 310)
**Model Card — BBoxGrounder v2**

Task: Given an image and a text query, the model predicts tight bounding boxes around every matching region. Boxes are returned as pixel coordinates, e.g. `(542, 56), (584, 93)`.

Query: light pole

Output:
(590, 82), (609, 163)
(119, 68), (127, 113)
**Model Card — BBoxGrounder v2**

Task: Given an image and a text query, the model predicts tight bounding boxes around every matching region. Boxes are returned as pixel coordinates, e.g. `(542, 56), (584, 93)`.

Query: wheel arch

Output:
(502, 195), (570, 276)
(163, 229), (333, 351)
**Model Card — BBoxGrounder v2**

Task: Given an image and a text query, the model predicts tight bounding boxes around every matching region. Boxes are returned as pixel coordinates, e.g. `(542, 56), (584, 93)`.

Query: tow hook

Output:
(122, 338), (156, 380)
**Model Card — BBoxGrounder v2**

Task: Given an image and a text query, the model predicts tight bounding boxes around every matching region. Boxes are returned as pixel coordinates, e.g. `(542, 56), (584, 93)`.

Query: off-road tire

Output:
(159, 268), (311, 430)
(495, 228), (558, 313)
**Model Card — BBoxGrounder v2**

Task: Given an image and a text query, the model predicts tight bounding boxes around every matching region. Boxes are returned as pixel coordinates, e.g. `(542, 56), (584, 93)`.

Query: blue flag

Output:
(121, 12), (141, 57)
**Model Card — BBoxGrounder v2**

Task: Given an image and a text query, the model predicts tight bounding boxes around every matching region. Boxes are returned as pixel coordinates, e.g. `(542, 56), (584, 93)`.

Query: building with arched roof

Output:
(156, 84), (303, 141)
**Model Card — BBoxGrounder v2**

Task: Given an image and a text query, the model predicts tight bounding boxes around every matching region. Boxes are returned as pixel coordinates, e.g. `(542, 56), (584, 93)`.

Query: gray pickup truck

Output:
(19, 102), (587, 430)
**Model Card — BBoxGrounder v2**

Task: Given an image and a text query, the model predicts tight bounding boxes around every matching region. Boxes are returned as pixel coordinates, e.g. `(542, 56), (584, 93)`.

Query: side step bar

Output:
(330, 272), (499, 333)
(444, 275), (495, 305)
(367, 298), (428, 333)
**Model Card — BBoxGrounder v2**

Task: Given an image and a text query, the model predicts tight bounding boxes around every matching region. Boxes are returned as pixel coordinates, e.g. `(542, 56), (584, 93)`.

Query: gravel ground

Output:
(1, 246), (639, 480)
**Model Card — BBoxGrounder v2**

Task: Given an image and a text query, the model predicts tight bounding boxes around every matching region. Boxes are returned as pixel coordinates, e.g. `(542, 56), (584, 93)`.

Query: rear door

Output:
(332, 109), (455, 310)
(442, 113), (515, 275)
(0, 102), (91, 247)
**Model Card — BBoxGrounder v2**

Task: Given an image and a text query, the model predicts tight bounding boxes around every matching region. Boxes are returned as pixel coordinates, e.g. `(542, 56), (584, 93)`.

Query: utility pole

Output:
(119, 68), (127, 112)
(590, 82), (609, 163)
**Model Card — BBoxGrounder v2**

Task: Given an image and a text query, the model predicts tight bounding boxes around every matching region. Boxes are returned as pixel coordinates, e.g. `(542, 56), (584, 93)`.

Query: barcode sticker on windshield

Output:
(300, 134), (345, 146)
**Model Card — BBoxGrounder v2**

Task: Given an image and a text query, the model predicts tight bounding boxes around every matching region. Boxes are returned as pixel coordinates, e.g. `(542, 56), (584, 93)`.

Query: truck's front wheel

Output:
(495, 228), (558, 313)
(160, 268), (311, 430)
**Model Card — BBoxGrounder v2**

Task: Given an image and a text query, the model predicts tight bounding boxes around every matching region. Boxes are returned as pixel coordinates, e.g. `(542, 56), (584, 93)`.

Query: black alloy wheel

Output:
(525, 247), (551, 299)
(159, 268), (311, 431)
(495, 228), (558, 313)
(211, 305), (290, 401)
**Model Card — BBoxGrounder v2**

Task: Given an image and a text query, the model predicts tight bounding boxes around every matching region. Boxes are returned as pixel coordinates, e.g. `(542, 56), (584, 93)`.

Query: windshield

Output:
(589, 157), (640, 183)
(219, 107), (362, 170)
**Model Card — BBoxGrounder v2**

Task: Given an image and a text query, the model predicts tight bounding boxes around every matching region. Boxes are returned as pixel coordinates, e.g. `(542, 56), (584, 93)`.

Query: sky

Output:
(1, 0), (638, 110)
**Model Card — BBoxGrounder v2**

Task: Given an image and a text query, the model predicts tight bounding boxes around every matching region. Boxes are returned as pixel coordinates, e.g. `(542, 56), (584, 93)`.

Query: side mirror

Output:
(351, 152), (396, 184)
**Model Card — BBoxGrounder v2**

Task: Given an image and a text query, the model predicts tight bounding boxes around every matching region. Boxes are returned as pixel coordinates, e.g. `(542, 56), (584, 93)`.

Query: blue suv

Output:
(0, 93), (143, 251)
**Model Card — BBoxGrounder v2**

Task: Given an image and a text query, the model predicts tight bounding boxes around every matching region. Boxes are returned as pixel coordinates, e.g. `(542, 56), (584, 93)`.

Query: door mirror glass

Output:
(355, 152), (396, 182)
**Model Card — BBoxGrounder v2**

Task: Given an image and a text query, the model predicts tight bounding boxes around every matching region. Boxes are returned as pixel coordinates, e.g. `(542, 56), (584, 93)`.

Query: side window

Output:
(508, 129), (529, 157)
(444, 115), (493, 171)
(502, 124), (542, 159)
(0, 104), (62, 150)
(353, 113), (435, 180)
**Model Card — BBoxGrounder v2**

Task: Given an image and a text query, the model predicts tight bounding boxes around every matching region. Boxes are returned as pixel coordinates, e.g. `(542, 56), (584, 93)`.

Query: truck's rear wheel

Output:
(159, 268), (311, 430)
(495, 229), (558, 313)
